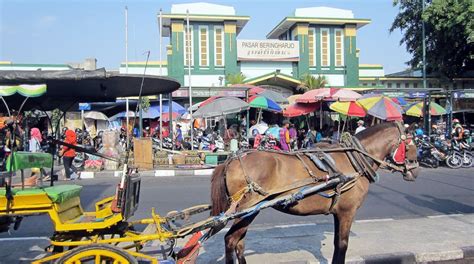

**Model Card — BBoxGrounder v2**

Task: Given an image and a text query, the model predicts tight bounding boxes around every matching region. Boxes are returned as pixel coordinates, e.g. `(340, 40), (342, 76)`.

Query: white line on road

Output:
(0, 236), (48, 242)
(274, 223), (318, 229)
(427, 214), (464, 218)
(355, 218), (394, 223)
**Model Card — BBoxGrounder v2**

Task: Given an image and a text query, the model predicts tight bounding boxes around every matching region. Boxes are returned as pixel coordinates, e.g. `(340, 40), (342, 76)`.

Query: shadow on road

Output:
(198, 223), (334, 264)
(405, 194), (474, 215)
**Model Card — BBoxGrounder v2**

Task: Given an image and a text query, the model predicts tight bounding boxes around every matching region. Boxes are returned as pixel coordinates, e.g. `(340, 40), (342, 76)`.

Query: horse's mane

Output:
(355, 122), (398, 140)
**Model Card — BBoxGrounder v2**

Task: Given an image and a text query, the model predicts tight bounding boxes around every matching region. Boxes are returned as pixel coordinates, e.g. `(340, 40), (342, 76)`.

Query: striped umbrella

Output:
(329, 101), (366, 117)
(296, 88), (362, 103)
(248, 95), (282, 112)
(404, 101), (447, 117)
(357, 94), (403, 121)
(391, 97), (408, 106)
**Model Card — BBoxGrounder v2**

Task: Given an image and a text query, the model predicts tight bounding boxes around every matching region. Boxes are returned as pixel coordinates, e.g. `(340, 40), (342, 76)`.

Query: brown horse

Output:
(210, 122), (419, 264)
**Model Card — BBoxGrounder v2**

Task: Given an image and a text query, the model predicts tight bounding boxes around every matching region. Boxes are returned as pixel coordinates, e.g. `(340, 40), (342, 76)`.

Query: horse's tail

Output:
(210, 164), (229, 216)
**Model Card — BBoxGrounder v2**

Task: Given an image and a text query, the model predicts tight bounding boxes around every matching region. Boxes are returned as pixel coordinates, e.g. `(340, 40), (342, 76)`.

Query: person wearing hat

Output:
(279, 120), (291, 151)
(355, 120), (366, 135)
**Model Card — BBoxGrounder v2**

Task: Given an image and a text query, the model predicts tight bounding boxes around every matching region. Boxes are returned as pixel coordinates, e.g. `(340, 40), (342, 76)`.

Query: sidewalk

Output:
(192, 213), (474, 263)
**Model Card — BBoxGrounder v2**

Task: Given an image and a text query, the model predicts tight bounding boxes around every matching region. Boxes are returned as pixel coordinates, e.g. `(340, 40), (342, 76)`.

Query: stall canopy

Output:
(0, 68), (181, 112)
(193, 97), (249, 118)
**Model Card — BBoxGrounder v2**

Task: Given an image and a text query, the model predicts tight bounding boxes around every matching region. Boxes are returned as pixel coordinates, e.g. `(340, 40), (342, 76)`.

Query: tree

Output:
(297, 74), (327, 92)
(225, 72), (246, 85)
(390, 0), (474, 80)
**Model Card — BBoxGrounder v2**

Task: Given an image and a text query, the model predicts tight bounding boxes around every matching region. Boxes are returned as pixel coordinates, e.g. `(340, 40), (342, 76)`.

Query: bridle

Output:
(386, 122), (419, 175)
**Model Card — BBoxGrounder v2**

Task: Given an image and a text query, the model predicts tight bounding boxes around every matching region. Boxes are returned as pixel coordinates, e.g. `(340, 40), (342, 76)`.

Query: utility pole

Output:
(158, 9), (163, 149)
(421, 0), (430, 135)
(125, 6), (130, 148)
(186, 10), (194, 150)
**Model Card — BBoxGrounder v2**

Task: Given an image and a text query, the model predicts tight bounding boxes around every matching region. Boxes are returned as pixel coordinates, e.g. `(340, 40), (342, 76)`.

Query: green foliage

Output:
(225, 72), (246, 85)
(297, 74), (327, 92)
(51, 109), (62, 132)
(390, 0), (474, 80)
(140, 96), (151, 112)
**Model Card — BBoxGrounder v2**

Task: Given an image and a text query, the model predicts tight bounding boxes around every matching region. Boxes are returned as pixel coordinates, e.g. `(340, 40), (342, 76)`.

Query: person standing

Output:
(28, 127), (49, 179)
(279, 120), (291, 152)
(174, 124), (183, 149)
(355, 120), (366, 134)
(59, 129), (79, 180)
(289, 123), (298, 150)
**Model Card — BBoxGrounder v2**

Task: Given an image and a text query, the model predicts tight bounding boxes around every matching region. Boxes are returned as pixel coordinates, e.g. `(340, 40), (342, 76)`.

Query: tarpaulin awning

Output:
(0, 68), (180, 111)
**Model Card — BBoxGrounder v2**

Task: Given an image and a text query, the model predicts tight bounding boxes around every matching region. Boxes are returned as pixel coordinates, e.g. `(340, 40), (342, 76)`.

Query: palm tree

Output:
(297, 74), (327, 92)
(225, 72), (246, 85)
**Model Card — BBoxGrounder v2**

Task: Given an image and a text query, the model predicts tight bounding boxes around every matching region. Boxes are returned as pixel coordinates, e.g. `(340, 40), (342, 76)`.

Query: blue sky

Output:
(1, 0), (410, 74)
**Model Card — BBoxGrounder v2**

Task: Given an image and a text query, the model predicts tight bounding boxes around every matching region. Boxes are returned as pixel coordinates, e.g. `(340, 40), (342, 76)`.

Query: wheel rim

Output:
(64, 249), (130, 264)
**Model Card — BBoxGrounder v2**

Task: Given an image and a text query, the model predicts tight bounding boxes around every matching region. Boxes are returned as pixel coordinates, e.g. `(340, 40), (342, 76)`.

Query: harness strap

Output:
(295, 153), (316, 178)
(237, 154), (268, 197)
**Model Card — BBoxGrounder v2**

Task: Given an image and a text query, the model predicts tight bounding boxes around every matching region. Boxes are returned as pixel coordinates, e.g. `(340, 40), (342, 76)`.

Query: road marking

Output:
(274, 223), (318, 229)
(427, 214), (464, 218)
(355, 218), (394, 223)
(0, 236), (48, 242)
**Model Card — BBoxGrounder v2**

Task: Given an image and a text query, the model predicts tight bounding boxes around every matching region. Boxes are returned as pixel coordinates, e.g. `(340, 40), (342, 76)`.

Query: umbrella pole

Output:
(126, 98), (129, 149)
(319, 102), (323, 130)
(159, 94), (163, 149)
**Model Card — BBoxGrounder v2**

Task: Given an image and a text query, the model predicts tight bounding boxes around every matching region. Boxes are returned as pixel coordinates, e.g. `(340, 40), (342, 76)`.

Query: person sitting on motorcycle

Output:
(451, 119), (465, 148)
(174, 124), (183, 149)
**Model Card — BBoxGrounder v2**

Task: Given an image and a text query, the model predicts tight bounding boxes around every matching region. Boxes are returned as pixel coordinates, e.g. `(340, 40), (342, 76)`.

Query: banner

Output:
(237, 40), (299, 61)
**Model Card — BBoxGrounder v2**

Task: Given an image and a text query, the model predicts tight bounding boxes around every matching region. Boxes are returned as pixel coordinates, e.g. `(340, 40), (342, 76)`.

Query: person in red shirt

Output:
(59, 129), (79, 180)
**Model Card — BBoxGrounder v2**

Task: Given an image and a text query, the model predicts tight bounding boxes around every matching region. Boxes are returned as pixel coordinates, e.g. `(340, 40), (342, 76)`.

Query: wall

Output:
(240, 61), (293, 79)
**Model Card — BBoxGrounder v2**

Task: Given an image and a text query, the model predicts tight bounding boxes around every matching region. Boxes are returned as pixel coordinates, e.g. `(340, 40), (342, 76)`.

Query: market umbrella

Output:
(283, 103), (319, 117)
(357, 94), (403, 121)
(160, 112), (181, 122)
(258, 90), (288, 104)
(248, 95), (282, 112)
(199, 96), (220, 108)
(296, 88), (361, 103)
(83, 111), (108, 121)
(329, 101), (366, 117)
(109, 111), (136, 121)
(391, 97), (408, 106)
(404, 101), (447, 117)
(193, 97), (249, 118)
(287, 94), (301, 105)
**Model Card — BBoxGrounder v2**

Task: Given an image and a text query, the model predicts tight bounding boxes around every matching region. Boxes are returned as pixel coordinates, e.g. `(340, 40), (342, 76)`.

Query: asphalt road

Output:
(1, 167), (473, 238)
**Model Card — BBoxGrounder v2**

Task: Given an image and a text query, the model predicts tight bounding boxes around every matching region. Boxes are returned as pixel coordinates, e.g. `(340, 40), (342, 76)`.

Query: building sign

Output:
(237, 40), (299, 61)
(172, 89), (246, 98)
(78, 103), (91, 111)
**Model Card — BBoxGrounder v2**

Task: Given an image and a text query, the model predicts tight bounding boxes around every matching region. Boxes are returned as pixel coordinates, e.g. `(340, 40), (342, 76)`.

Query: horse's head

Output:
(356, 122), (419, 181)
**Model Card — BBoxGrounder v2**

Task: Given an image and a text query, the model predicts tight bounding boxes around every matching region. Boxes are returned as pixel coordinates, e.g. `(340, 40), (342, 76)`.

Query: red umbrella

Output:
(199, 96), (220, 108)
(296, 88), (361, 103)
(283, 103), (320, 117)
(160, 112), (181, 122)
(231, 84), (263, 95)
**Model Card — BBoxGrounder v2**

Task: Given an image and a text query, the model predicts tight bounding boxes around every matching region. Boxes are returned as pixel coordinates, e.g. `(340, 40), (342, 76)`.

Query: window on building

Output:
(308, 29), (316, 67)
(363, 83), (368, 86)
(321, 29), (330, 67)
(335, 29), (344, 66)
(199, 26), (209, 67)
(453, 83), (457, 89)
(413, 83), (418, 88)
(214, 26), (224, 67)
(388, 83), (392, 88)
(184, 26), (193, 66)
(405, 83), (409, 88)
(396, 83), (401, 88)
(372, 83), (376, 86)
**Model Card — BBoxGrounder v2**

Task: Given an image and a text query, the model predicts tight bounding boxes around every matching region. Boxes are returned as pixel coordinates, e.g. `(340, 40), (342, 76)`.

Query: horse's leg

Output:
(331, 210), (356, 264)
(224, 213), (258, 264)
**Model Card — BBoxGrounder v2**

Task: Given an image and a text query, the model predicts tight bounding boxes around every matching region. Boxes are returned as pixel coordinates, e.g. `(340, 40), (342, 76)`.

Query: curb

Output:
(81, 168), (215, 179)
(343, 248), (472, 264)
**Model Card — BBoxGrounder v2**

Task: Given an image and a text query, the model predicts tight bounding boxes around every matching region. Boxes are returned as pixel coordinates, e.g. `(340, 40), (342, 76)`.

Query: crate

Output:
(154, 157), (169, 167)
(172, 155), (186, 165)
(185, 155), (201, 165)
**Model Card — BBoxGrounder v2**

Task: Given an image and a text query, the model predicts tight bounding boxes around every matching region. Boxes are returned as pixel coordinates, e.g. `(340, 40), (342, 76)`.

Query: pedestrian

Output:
(59, 129), (80, 180)
(355, 120), (366, 134)
(289, 123), (298, 150)
(279, 120), (291, 151)
(174, 124), (183, 149)
(29, 127), (49, 179)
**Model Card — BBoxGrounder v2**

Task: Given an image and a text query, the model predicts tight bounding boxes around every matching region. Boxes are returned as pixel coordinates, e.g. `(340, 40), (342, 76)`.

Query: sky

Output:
(1, 0), (411, 74)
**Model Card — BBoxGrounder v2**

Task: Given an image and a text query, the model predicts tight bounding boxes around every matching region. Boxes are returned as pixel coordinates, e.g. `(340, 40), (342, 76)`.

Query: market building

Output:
(120, 3), (384, 100)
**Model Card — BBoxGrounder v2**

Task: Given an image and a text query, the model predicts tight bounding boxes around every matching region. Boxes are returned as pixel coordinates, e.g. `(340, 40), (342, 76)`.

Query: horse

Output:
(210, 122), (419, 264)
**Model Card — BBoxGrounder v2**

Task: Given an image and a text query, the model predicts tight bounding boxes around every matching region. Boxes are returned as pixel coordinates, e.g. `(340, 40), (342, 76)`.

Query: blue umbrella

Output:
(113, 101), (186, 119)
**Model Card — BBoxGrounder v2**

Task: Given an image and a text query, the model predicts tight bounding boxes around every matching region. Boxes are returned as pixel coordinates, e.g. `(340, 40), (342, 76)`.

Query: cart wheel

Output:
(54, 244), (138, 264)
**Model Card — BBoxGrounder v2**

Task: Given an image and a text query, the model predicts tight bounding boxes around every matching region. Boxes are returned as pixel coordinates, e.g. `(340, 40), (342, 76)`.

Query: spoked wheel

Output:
(55, 244), (138, 264)
(446, 153), (463, 169)
(461, 153), (473, 168)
